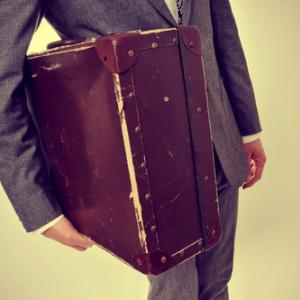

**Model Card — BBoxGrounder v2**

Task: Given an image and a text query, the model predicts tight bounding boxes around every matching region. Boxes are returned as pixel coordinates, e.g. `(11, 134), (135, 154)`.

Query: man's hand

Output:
(42, 217), (94, 251)
(242, 138), (266, 189)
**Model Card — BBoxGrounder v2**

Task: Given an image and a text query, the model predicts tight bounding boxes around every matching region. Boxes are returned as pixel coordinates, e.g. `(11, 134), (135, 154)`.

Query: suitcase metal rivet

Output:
(151, 225), (156, 232)
(160, 256), (167, 264)
(145, 193), (151, 200)
(129, 91), (134, 97)
(211, 229), (216, 236)
(196, 106), (202, 113)
(204, 175), (209, 181)
(135, 126), (141, 133)
(128, 50), (135, 57)
(172, 37), (177, 43)
(151, 42), (158, 49)
(140, 161), (146, 168)
(163, 96), (170, 102)
(137, 258), (143, 266)
(189, 40), (195, 48)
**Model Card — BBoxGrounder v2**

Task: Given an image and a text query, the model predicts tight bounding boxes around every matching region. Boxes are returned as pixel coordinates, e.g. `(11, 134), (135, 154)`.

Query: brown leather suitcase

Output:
(25, 25), (221, 275)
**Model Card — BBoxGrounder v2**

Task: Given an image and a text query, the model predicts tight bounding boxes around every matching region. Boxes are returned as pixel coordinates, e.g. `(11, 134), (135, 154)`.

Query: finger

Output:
(243, 167), (260, 188)
(242, 177), (255, 189)
(79, 235), (94, 248)
(71, 234), (94, 249)
(242, 161), (256, 187)
(254, 159), (265, 180)
(242, 160), (265, 189)
(242, 177), (256, 189)
(243, 173), (254, 187)
(69, 245), (89, 252)
(69, 236), (94, 251)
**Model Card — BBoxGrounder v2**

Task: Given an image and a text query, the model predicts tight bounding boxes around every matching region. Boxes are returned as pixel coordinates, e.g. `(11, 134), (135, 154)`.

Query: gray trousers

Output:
(147, 153), (239, 300)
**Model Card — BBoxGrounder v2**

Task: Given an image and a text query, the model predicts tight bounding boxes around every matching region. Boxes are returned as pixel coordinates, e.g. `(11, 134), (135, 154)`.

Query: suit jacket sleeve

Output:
(210, 0), (262, 136)
(0, 1), (63, 232)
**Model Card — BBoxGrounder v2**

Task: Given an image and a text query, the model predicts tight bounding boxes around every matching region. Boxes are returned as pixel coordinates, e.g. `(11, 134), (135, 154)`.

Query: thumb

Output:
(71, 233), (94, 249)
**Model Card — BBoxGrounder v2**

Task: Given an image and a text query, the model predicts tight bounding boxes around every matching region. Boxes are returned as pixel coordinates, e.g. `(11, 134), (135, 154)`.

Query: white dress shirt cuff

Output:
(242, 132), (261, 144)
(30, 214), (65, 234)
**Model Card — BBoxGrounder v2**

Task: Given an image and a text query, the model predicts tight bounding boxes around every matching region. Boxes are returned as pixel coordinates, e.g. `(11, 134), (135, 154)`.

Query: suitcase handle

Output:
(46, 32), (119, 50)
(47, 39), (86, 50)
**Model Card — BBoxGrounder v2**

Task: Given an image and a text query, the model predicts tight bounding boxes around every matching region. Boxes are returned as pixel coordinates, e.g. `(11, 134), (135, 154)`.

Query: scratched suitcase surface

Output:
(25, 25), (221, 275)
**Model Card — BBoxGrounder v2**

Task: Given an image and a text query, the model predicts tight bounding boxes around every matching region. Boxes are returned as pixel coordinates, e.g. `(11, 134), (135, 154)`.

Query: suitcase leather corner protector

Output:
(25, 25), (221, 275)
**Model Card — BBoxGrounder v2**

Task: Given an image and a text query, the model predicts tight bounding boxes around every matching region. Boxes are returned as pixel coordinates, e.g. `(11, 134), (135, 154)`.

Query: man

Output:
(0, 0), (266, 299)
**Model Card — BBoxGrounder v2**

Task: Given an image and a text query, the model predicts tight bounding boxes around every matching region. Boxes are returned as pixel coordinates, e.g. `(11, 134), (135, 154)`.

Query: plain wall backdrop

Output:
(1, 1), (299, 299)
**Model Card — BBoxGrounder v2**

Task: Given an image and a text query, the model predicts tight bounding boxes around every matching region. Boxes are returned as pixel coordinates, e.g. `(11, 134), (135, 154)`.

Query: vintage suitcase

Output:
(25, 25), (221, 275)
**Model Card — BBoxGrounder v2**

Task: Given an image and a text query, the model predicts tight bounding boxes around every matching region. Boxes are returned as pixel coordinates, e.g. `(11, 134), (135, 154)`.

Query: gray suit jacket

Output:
(0, 0), (261, 232)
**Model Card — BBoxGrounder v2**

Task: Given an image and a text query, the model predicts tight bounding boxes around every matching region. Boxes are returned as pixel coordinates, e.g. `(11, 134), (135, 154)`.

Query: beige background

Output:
(1, 1), (299, 299)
